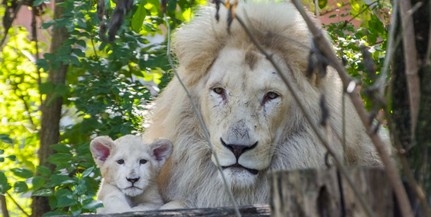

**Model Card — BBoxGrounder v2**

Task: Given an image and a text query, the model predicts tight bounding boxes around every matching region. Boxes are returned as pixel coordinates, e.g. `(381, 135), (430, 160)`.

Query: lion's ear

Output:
(90, 136), (114, 167)
(149, 139), (173, 168)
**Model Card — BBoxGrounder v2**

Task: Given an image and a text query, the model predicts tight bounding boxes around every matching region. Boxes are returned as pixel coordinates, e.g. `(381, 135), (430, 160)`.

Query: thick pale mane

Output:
(172, 2), (312, 86)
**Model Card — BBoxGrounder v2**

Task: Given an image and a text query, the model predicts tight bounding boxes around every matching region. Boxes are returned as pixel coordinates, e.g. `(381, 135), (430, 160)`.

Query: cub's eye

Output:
(212, 87), (225, 95)
(263, 91), (280, 104)
(116, 159), (125, 165)
(139, 159), (147, 164)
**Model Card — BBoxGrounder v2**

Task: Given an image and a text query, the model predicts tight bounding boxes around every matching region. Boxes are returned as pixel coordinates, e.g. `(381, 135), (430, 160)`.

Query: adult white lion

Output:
(143, 0), (381, 208)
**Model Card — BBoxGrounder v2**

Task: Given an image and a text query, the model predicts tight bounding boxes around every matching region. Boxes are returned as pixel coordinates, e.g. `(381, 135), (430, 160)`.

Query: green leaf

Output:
(42, 210), (65, 217)
(131, 2), (147, 32)
(82, 167), (95, 178)
(51, 143), (72, 153)
(32, 176), (45, 190)
(7, 155), (16, 161)
(48, 153), (72, 165)
(50, 174), (75, 186)
(39, 82), (55, 94)
(14, 181), (29, 193)
(55, 189), (76, 207)
(36, 165), (52, 177)
(11, 168), (34, 178)
(0, 172), (11, 193)
(33, 0), (49, 6)
(0, 134), (13, 144)
(318, 0), (327, 9)
(32, 188), (53, 196)
(167, 0), (176, 12)
(83, 200), (103, 210)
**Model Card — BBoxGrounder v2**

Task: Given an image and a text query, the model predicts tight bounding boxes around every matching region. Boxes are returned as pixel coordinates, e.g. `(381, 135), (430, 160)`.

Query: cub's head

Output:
(90, 135), (172, 197)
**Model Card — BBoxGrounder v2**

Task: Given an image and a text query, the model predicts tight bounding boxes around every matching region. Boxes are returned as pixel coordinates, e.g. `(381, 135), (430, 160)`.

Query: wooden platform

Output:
(79, 205), (271, 217)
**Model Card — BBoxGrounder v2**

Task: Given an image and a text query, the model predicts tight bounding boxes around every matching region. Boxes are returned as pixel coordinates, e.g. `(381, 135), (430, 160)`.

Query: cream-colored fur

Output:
(90, 135), (172, 213)
(143, 1), (382, 208)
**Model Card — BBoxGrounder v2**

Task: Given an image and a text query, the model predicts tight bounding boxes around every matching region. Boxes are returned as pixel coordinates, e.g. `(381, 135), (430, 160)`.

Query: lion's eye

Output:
(212, 87), (227, 102)
(212, 87), (225, 95)
(263, 91), (280, 104)
(139, 159), (147, 164)
(116, 159), (125, 165)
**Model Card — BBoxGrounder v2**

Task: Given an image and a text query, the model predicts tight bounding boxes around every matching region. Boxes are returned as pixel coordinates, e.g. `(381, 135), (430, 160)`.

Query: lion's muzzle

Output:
(219, 138), (259, 175)
(220, 138), (258, 159)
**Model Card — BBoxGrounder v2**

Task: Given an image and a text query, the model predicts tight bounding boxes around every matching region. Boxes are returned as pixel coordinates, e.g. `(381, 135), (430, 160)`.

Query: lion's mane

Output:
(143, 1), (381, 207)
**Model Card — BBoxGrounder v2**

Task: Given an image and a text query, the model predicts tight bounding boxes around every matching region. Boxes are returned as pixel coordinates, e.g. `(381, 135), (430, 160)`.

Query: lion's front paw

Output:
(159, 200), (186, 210)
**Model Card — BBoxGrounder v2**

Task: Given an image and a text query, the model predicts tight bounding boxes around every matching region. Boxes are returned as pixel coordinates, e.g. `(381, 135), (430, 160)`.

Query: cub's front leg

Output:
(97, 184), (133, 213)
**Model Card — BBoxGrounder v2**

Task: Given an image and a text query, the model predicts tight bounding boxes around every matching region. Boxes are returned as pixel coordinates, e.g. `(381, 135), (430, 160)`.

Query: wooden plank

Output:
(270, 167), (393, 217)
(76, 204), (270, 217)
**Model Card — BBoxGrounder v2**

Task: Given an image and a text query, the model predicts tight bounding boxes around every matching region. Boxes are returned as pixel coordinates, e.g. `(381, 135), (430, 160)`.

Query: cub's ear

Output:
(90, 136), (115, 167)
(149, 139), (173, 168)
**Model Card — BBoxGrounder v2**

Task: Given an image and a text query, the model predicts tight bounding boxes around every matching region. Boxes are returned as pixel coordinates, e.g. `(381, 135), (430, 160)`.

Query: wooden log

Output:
(270, 167), (393, 217)
(72, 204), (270, 217)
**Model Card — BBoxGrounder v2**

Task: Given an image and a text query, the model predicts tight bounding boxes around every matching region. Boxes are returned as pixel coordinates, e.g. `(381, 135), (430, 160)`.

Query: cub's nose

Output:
(126, 177), (140, 184)
(220, 138), (258, 159)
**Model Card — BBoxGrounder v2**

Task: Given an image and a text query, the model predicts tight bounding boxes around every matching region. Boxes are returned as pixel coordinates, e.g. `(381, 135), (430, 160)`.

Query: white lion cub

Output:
(90, 135), (172, 213)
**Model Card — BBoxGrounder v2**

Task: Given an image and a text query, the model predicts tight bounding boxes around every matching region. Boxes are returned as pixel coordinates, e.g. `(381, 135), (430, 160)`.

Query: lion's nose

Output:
(220, 138), (258, 159)
(126, 177), (140, 184)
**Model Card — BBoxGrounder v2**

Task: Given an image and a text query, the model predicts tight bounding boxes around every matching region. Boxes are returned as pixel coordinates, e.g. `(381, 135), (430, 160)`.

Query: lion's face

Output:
(90, 135), (172, 197)
(201, 47), (292, 187)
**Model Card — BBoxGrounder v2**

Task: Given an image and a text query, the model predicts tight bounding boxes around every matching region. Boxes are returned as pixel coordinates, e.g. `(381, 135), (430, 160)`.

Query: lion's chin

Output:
(218, 166), (259, 188)
(122, 187), (144, 197)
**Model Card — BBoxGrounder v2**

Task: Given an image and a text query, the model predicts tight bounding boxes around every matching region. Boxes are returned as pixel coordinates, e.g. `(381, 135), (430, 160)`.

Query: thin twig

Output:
(0, 2), (22, 48)
(6, 192), (30, 217)
(163, 14), (242, 217)
(90, 38), (99, 58)
(314, 0), (319, 16)
(9, 79), (37, 130)
(290, 1), (414, 217)
(235, 12), (374, 217)
(377, 1), (398, 97)
(398, 0), (420, 142)
(344, 1), (378, 25)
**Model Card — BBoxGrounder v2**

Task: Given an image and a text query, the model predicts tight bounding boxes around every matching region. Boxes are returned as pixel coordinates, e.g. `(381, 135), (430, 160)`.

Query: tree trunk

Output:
(31, 0), (68, 216)
(391, 0), (431, 196)
(1, 194), (10, 217)
(411, 0), (431, 194)
(270, 168), (393, 217)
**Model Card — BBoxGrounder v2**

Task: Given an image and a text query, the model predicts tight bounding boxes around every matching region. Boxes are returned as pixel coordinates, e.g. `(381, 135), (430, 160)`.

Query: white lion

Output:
(143, 1), (381, 208)
(90, 135), (172, 213)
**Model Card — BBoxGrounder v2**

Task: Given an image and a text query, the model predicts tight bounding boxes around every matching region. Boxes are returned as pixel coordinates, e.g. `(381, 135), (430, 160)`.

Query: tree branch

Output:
(6, 192), (30, 217)
(399, 0), (420, 142)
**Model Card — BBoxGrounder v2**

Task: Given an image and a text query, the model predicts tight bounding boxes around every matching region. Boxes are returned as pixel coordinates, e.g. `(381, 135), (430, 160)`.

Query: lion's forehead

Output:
(208, 47), (288, 94)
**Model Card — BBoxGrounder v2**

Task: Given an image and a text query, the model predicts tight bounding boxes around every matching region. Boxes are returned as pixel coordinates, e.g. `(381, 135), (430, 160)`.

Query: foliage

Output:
(0, 0), (390, 216)
(0, 27), (42, 216)
(323, 1), (389, 109)
(0, 0), (202, 215)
